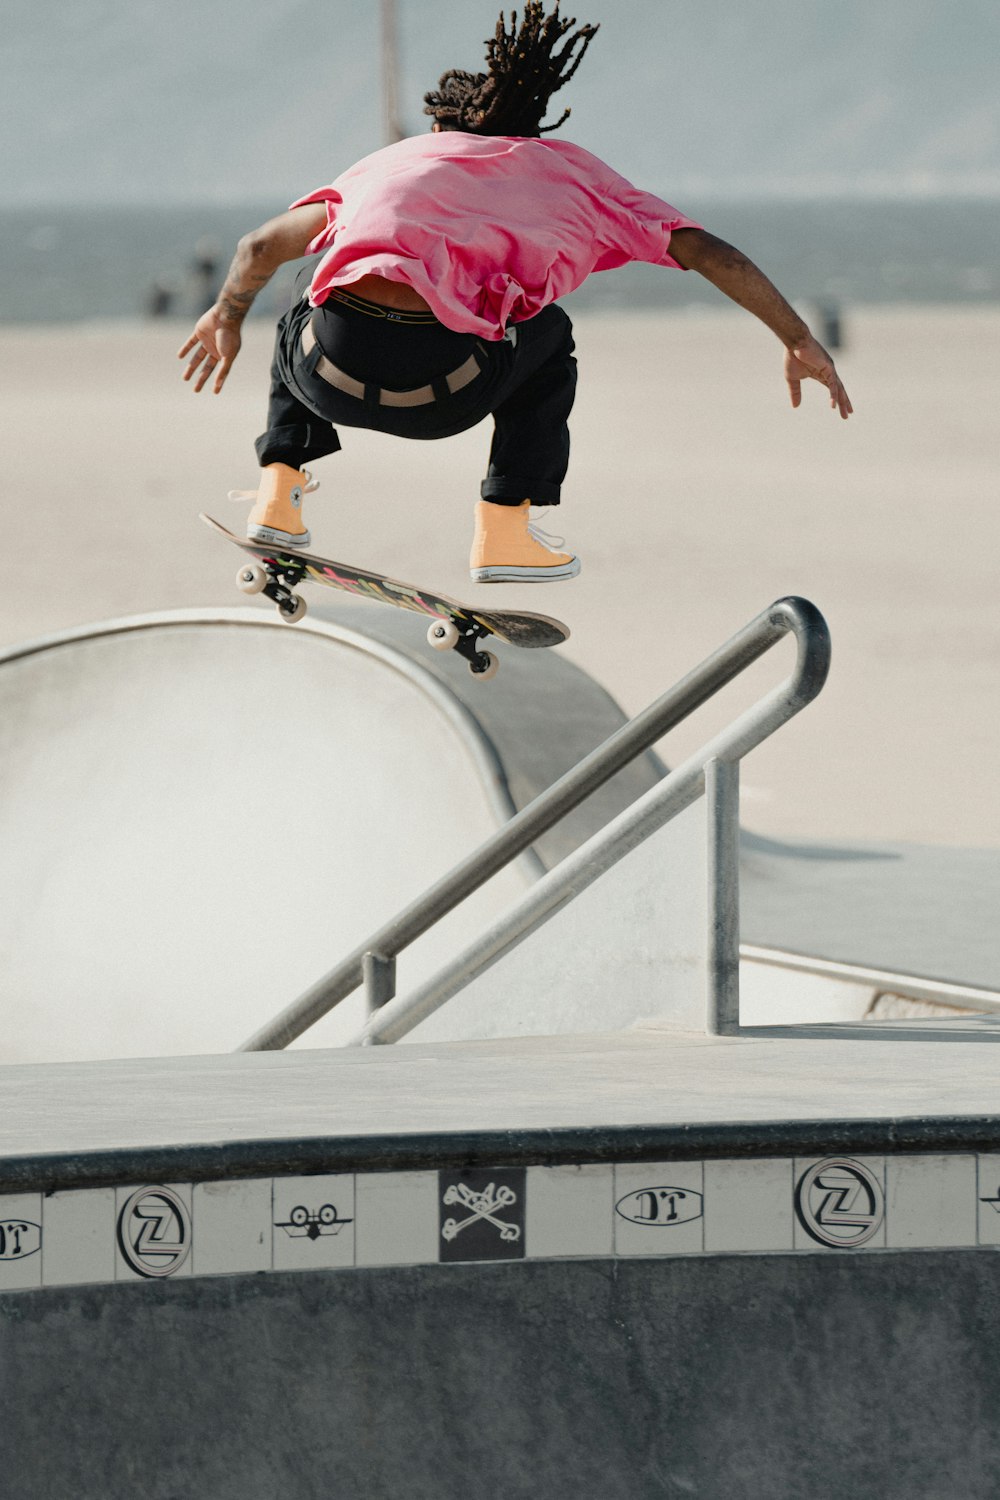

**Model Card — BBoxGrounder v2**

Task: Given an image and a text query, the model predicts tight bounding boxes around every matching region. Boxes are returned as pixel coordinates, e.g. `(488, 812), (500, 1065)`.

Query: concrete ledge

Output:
(5, 1028), (1000, 1193)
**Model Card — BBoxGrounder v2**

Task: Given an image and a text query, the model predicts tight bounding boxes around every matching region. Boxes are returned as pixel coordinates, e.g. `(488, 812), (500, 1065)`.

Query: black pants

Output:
(255, 280), (577, 506)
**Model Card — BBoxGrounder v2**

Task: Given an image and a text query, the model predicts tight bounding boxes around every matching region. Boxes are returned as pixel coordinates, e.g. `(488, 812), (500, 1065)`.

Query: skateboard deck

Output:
(201, 514), (569, 679)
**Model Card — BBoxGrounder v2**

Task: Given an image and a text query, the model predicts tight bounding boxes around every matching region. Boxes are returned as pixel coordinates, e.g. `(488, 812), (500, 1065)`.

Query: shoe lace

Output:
(527, 507), (565, 551)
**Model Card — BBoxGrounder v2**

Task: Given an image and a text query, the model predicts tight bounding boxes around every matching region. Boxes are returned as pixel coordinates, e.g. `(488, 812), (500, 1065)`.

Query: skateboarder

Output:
(179, 2), (851, 582)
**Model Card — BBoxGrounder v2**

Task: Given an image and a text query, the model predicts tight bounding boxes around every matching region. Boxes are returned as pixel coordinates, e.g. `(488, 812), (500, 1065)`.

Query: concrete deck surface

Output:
(4, 1027), (1000, 1190)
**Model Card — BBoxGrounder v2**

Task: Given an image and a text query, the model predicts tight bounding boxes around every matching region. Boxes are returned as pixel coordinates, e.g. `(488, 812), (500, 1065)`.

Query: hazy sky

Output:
(5, 0), (999, 205)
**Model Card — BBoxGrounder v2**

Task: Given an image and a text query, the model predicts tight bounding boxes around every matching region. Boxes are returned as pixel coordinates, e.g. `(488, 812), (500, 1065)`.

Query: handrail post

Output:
(363, 951), (397, 1016)
(705, 757), (741, 1034)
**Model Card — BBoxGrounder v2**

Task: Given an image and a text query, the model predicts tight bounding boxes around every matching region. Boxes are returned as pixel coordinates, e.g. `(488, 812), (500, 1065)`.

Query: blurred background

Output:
(4, 0), (998, 322)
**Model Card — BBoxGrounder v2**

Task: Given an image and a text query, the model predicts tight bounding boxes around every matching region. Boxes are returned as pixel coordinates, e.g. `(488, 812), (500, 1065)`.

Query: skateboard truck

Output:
(236, 555), (308, 624)
(426, 617), (497, 677)
(238, 554), (499, 678)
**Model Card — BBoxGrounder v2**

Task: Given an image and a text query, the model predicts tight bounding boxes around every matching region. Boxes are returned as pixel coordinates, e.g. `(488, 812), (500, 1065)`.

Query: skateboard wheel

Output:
(427, 620), (460, 651)
(236, 563), (268, 595)
(278, 594), (307, 624)
(469, 651), (499, 681)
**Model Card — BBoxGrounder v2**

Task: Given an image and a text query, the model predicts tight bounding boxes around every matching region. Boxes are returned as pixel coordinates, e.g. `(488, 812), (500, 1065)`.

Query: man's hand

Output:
(176, 204), (326, 395)
(670, 230), (854, 420)
(785, 333), (853, 420)
(178, 308), (242, 394)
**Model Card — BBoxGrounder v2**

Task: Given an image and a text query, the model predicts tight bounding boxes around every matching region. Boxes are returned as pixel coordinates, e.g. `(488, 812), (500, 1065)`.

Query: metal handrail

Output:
(238, 596), (830, 1051)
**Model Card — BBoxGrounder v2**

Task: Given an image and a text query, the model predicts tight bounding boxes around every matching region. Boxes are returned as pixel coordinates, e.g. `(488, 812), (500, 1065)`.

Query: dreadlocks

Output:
(423, 3), (599, 137)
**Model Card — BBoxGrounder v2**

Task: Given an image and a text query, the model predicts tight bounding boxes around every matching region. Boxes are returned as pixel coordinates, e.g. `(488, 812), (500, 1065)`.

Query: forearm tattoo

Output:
(218, 261), (271, 323)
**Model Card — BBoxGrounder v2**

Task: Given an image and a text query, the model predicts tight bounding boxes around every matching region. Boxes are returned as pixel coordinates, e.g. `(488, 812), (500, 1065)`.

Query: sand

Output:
(2, 304), (997, 848)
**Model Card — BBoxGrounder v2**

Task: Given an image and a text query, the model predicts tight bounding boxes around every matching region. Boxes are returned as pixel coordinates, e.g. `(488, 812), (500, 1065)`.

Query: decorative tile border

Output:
(0, 1152), (997, 1294)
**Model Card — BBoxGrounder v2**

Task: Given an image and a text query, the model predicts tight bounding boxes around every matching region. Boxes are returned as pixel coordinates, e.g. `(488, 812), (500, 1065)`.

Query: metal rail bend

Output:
(239, 596), (830, 1052)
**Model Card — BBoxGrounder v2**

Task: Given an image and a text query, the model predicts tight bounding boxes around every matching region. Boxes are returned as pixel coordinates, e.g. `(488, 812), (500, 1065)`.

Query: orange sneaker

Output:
(228, 463), (317, 548)
(469, 500), (580, 583)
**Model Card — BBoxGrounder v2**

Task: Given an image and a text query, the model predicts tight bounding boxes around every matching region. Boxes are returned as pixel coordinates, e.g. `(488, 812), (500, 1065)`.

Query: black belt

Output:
(301, 321), (482, 407)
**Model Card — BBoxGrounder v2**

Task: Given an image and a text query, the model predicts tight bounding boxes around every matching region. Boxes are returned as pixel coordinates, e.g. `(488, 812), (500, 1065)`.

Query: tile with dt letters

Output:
(0, 1192), (43, 1291)
(613, 1161), (705, 1257)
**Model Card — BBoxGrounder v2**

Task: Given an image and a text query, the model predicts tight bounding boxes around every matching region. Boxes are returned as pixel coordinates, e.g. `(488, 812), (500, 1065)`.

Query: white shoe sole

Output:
(470, 557), (581, 583)
(247, 524), (311, 550)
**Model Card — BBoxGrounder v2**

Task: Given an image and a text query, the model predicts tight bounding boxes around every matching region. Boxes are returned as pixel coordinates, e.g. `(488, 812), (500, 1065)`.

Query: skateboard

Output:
(200, 515), (569, 681)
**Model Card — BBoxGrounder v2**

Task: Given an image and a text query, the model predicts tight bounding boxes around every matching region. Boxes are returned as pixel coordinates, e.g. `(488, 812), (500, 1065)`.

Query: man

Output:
(180, 2), (851, 583)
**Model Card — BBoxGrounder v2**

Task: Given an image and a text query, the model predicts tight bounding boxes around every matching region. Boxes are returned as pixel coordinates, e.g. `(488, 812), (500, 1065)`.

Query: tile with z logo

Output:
(114, 1183), (193, 1282)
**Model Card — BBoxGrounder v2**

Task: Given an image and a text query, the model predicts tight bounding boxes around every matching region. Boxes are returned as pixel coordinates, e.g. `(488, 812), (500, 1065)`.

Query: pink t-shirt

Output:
(291, 132), (701, 341)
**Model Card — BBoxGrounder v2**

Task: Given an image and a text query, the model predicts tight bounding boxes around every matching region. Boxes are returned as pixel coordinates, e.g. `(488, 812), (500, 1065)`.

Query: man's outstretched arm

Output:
(178, 203), (328, 394)
(669, 228), (853, 419)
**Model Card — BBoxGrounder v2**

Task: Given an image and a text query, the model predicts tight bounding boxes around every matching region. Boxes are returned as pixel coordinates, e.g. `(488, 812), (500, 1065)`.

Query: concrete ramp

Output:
(0, 607), (664, 1064)
(0, 611), (544, 1062)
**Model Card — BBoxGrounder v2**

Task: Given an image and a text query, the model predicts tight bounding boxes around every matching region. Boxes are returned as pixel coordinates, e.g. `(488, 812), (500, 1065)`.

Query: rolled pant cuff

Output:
(480, 476), (561, 506)
(254, 423), (342, 469)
